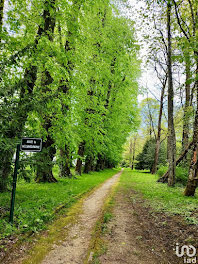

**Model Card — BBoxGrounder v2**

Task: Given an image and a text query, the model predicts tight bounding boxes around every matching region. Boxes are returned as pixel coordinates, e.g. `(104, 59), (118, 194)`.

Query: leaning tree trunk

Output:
(184, 57), (198, 196)
(152, 76), (166, 174)
(167, 1), (176, 186)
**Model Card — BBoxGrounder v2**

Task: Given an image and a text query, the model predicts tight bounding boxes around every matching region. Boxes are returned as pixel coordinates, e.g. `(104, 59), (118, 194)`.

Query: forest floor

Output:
(2, 169), (198, 264)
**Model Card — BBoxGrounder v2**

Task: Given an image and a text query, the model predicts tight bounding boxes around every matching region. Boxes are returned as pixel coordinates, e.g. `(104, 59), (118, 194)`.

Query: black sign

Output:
(21, 138), (42, 152)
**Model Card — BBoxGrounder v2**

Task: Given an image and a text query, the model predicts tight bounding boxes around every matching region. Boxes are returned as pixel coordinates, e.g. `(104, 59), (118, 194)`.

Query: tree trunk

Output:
(36, 126), (57, 183)
(59, 148), (72, 177)
(75, 142), (85, 175)
(184, 147), (198, 196)
(182, 54), (191, 152)
(96, 154), (105, 171)
(129, 138), (132, 168)
(152, 76), (166, 174)
(131, 135), (137, 170)
(167, 1), (176, 187)
(184, 56), (198, 196)
(35, 0), (57, 183)
(84, 156), (93, 174)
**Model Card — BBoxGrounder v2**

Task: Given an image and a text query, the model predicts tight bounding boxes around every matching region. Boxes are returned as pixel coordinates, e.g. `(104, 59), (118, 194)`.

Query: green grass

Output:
(121, 169), (198, 224)
(0, 168), (119, 240)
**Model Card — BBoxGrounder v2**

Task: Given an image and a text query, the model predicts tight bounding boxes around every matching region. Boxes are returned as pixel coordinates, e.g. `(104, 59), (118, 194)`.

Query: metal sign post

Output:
(9, 138), (42, 223)
(9, 144), (20, 223)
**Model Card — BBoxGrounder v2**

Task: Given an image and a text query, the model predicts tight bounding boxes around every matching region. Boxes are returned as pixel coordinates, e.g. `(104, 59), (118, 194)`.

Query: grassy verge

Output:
(121, 169), (198, 224)
(0, 169), (119, 240)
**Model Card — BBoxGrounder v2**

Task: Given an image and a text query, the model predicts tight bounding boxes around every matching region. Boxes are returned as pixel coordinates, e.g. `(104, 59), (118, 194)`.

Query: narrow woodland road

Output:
(41, 170), (123, 264)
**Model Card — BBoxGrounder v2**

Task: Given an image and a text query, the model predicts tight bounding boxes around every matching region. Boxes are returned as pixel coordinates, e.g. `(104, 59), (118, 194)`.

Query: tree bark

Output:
(167, 1), (176, 186)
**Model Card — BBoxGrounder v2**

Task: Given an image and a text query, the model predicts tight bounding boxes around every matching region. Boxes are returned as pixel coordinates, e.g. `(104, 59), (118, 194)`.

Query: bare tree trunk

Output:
(167, 1), (176, 186)
(152, 77), (166, 174)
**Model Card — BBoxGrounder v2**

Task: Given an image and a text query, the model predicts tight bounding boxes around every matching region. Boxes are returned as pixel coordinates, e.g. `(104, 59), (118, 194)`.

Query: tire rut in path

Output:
(41, 170), (123, 264)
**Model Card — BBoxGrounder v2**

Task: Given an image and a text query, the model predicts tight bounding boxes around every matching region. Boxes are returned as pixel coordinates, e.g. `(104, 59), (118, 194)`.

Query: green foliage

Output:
(0, 169), (118, 239)
(0, 0), (140, 188)
(121, 169), (198, 225)
(136, 138), (166, 171)
(157, 166), (188, 186)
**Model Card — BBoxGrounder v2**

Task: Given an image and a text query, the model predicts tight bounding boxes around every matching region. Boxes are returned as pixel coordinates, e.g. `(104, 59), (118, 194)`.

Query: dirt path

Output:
(97, 186), (196, 264)
(41, 170), (123, 264)
(98, 187), (165, 264)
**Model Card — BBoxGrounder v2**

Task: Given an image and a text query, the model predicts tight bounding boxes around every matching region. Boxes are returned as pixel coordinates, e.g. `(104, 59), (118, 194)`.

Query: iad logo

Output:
(174, 243), (197, 263)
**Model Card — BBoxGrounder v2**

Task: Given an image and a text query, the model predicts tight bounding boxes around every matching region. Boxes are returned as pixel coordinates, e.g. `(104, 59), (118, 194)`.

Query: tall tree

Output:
(167, 0), (176, 186)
